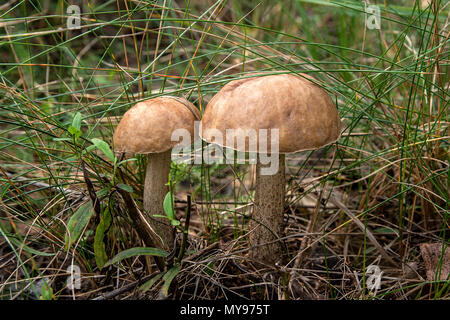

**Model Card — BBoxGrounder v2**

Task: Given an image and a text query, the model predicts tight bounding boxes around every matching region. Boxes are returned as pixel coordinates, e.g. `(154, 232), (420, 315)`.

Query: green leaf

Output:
(72, 112), (82, 130)
(96, 188), (109, 198)
(65, 201), (95, 250)
(203, 261), (215, 276)
(117, 158), (137, 166)
(152, 214), (168, 219)
(160, 265), (181, 298)
(104, 247), (169, 268)
(41, 101), (54, 114)
(83, 145), (96, 154)
(374, 227), (399, 236)
(94, 208), (112, 269)
(91, 138), (115, 163)
(163, 192), (175, 220)
(39, 281), (53, 300)
(117, 183), (133, 193)
(139, 273), (164, 293)
(65, 156), (78, 162)
(68, 126), (82, 140)
(68, 112), (83, 141)
(171, 219), (180, 226)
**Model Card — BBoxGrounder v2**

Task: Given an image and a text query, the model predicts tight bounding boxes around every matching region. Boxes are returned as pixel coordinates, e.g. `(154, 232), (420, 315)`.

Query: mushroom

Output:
(113, 96), (200, 252)
(200, 72), (342, 265)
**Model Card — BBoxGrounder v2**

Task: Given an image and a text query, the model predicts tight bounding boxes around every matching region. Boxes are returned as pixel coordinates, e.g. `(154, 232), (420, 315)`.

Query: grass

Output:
(0, 0), (448, 300)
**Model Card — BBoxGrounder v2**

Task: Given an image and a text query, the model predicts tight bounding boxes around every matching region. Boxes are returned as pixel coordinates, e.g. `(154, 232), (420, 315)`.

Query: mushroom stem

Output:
(250, 154), (286, 265)
(143, 150), (174, 252)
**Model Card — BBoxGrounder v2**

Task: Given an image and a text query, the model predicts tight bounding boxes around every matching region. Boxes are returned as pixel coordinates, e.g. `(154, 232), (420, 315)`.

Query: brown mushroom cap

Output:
(113, 96), (200, 154)
(200, 73), (342, 153)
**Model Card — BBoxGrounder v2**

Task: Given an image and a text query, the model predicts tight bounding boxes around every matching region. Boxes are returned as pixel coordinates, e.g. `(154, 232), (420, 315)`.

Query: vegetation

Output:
(0, 0), (448, 300)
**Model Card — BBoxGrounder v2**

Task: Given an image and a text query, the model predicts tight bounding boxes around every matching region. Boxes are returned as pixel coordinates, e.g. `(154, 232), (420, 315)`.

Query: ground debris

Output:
(419, 243), (450, 281)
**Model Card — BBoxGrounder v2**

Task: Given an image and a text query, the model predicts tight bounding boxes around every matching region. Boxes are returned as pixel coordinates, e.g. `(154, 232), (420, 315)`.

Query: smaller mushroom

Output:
(113, 96), (200, 252)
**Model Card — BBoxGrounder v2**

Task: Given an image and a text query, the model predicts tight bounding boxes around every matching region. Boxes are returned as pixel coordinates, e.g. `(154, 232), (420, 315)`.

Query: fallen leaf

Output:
(419, 243), (450, 281)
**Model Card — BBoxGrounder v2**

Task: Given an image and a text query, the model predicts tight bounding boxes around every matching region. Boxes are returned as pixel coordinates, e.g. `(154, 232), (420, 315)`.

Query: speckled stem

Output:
(249, 154), (286, 265)
(144, 150), (174, 252)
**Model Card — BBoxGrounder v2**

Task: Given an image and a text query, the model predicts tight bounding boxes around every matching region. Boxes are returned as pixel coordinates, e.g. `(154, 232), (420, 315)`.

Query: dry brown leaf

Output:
(15, 218), (50, 238)
(419, 243), (450, 281)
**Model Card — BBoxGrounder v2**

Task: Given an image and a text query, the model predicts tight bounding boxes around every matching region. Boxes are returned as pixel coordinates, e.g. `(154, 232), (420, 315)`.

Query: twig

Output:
(329, 196), (398, 266)
(81, 160), (101, 216)
(182, 242), (220, 263)
(93, 274), (157, 300)
(289, 190), (324, 279)
(1, 171), (84, 198)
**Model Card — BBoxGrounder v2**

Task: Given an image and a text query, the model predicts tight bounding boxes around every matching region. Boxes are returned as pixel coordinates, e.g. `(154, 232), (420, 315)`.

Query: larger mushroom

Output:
(200, 72), (342, 265)
(114, 96), (200, 252)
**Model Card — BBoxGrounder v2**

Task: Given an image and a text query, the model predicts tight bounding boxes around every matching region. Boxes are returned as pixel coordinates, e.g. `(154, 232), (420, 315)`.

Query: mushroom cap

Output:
(200, 73), (342, 154)
(113, 96), (200, 154)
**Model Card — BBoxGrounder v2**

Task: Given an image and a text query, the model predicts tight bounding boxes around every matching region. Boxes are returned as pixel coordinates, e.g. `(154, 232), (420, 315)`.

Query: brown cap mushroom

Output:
(201, 73), (341, 153)
(114, 96), (199, 252)
(200, 72), (342, 265)
(114, 96), (200, 154)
